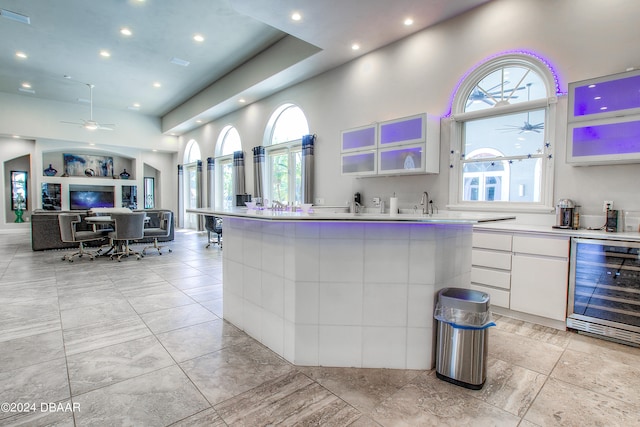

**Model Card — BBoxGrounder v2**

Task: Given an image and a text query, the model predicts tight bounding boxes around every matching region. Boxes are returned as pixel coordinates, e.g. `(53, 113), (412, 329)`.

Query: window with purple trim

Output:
(449, 54), (556, 211)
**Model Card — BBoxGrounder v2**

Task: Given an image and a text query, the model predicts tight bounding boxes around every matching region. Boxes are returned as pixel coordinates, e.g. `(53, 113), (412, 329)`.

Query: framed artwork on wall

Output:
(10, 170), (27, 211)
(63, 153), (114, 177)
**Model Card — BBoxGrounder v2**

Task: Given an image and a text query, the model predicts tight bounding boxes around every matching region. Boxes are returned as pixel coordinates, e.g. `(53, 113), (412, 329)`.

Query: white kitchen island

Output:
(188, 207), (514, 370)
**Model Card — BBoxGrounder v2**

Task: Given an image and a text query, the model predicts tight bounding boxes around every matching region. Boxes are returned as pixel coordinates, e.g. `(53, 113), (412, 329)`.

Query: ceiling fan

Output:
(61, 83), (115, 131)
(498, 83), (544, 134)
(466, 81), (527, 108)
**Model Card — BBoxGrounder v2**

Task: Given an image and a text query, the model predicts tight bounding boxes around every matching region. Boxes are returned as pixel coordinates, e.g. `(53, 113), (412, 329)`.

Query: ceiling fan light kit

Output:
(61, 83), (115, 131)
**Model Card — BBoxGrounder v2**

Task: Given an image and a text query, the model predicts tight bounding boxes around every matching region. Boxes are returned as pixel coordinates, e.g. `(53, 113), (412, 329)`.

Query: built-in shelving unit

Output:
(567, 69), (640, 165)
(340, 113), (440, 176)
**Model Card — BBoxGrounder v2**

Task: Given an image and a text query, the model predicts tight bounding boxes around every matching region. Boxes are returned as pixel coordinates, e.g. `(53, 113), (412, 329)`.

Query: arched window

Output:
(184, 139), (201, 164)
(449, 53), (557, 210)
(215, 126), (242, 209)
(263, 104), (309, 206)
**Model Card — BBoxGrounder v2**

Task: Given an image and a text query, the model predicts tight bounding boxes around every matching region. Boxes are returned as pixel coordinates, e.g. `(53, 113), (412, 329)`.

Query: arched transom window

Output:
(449, 54), (557, 210)
(263, 104), (309, 206)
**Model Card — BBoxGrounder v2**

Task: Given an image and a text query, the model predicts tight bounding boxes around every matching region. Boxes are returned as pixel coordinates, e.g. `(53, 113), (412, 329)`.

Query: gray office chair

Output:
(204, 215), (222, 248)
(142, 211), (173, 255)
(108, 212), (147, 261)
(58, 213), (105, 262)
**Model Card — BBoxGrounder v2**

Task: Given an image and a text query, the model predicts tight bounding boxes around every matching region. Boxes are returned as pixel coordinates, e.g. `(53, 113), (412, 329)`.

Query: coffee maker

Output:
(553, 198), (575, 229)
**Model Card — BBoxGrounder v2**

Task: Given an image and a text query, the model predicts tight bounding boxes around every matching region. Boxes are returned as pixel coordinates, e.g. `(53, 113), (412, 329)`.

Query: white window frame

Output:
(215, 125), (241, 209)
(448, 54), (557, 212)
(263, 103), (308, 206)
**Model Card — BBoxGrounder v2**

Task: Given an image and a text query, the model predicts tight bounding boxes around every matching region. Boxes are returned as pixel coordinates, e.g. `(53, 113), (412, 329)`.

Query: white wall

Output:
(179, 0), (640, 222)
(0, 93), (180, 229)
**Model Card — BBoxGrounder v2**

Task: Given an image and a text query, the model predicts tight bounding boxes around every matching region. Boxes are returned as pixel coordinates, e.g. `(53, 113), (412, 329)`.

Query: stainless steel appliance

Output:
(553, 198), (575, 229)
(567, 238), (640, 346)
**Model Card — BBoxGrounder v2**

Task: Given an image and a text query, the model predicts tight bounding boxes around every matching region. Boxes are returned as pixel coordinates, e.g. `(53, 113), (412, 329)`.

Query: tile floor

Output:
(1, 229), (639, 426)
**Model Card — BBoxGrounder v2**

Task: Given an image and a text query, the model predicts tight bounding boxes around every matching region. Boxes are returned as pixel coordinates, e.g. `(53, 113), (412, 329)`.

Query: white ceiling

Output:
(0, 0), (492, 133)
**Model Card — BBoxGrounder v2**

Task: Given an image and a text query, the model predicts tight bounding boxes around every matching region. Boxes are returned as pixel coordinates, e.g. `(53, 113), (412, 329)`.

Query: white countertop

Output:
(187, 207), (515, 224)
(474, 220), (640, 242)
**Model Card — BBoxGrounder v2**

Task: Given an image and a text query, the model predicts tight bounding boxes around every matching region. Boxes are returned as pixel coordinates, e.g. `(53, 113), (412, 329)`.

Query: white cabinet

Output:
(471, 229), (569, 322)
(341, 113), (440, 176)
(510, 235), (569, 321)
(471, 231), (512, 308)
(567, 69), (640, 165)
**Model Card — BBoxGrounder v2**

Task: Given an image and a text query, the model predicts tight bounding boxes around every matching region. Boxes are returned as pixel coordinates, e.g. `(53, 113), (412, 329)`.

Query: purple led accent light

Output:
(572, 120), (640, 157)
(379, 116), (423, 145)
(445, 50), (563, 117)
(342, 126), (375, 150)
(573, 74), (640, 116)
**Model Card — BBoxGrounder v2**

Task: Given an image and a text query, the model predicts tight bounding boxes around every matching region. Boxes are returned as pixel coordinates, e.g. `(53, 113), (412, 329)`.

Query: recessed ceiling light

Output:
(193, 34), (204, 42)
(291, 12), (302, 21)
(15, 51), (27, 59)
(153, 82), (162, 88)
(351, 43), (360, 51)
(133, 103), (140, 108)
(12, 135), (21, 138)
(100, 50), (111, 57)
(196, 119), (203, 123)
(404, 18), (414, 26)
(120, 27), (132, 36)
(152, 149), (158, 152)
(239, 98), (246, 103)
(21, 82), (31, 89)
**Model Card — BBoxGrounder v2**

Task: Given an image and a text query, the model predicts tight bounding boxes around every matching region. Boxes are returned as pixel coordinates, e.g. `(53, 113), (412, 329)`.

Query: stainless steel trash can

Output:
(434, 287), (494, 390)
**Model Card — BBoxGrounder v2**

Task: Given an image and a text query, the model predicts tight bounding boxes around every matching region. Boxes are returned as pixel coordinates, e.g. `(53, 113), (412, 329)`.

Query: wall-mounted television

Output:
(69, 190), (115, 210)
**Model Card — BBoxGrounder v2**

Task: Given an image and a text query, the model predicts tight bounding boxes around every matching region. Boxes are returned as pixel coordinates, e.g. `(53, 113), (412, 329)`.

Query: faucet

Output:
(272, 200), (286, 211)
(420, 191), (431, 215)
(350, 201), (362, 213)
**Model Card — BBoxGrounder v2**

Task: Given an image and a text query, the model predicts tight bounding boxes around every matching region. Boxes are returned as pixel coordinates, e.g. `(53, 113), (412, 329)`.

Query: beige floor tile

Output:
(524, 377), (638, 426)
(462, 358), (547, 417)
(489, 328), (564, 374)
(551, 348), (640, 406)
(371, 372), (521, 426)
(73, 365), (209, 426)
(299, 366), (420, 414)
(214, 371), (362, 426)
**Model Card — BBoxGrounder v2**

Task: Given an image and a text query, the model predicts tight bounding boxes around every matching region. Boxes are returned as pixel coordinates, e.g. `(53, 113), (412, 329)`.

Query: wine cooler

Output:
(567, 238), (640, 346)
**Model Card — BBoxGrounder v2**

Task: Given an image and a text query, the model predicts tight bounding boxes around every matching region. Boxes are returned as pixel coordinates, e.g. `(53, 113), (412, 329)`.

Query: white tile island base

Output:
(221, 217), (473, 370)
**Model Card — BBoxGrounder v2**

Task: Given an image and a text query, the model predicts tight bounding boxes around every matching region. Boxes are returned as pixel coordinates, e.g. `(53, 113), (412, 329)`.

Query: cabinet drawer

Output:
(473, 232), (512, 251)
(513, 235), (569, 258)
(470, 284), (510, 308)
(471, 267), (511, 289)
(472, 249), (511, 270)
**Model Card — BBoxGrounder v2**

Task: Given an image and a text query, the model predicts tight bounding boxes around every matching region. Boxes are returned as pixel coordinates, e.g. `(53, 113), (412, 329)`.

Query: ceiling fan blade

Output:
(60, 120), (83, 126)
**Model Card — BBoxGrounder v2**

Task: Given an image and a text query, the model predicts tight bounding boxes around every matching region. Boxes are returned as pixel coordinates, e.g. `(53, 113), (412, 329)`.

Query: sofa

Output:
(31, 209), (175, 251)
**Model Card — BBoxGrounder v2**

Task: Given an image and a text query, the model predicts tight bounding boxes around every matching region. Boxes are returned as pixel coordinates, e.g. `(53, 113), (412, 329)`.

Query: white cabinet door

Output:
(510, 254), (569, 321)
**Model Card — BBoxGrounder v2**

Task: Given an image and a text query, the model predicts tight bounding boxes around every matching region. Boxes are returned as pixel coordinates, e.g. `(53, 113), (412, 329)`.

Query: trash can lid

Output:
(438, 287), (490, 313)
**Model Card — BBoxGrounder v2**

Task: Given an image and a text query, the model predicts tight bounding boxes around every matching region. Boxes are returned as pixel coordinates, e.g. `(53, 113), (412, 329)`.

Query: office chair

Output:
(142, 211), (173, 255)
(108, 212), (147, 261)
(204, 215), (222, 248)
(58, 213), (105, 262)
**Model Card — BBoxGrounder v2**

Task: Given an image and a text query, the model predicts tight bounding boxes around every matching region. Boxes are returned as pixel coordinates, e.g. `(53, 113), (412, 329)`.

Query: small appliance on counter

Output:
(606, 208), (619, 232)
(236, 194), (251, 207)
(553, 198), (576, 229)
